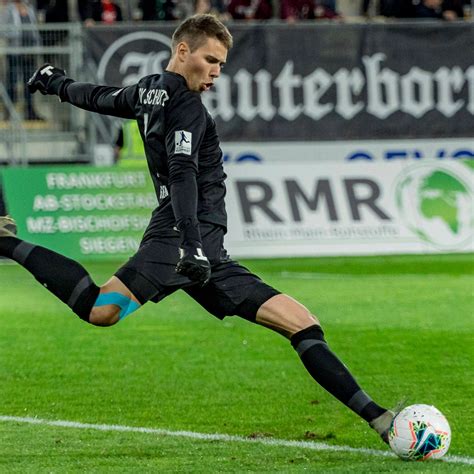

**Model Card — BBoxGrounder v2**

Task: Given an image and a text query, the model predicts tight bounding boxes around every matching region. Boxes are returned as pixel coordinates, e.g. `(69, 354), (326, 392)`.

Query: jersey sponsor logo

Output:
(175, 131), (192, 155)
(138, 87), (169, 106)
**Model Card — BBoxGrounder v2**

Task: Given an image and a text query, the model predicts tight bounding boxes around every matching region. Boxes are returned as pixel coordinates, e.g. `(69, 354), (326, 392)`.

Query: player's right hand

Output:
(27, 64), (67, 95)
(176, 244), (211, 286)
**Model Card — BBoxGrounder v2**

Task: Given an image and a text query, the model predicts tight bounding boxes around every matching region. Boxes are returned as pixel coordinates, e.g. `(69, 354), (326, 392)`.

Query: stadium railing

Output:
(0, 23), (91, 164)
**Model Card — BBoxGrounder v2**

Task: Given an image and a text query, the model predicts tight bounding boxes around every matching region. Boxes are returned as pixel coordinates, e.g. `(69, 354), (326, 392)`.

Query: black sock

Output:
(291, 325), (386, 423)
(0, 236), (99, 321)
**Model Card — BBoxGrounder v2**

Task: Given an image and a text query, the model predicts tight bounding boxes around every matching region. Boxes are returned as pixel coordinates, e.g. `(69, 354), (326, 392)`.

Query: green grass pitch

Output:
(0, 254), (473, 472)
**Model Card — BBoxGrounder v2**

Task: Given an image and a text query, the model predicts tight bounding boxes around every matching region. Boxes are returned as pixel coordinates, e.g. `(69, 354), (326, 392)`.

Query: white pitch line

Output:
(278, 271), (452, 280)
(0, 415), (473, 466)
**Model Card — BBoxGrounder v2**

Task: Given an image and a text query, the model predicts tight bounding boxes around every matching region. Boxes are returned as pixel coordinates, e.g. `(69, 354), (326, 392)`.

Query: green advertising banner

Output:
(1, 166), (156, 261)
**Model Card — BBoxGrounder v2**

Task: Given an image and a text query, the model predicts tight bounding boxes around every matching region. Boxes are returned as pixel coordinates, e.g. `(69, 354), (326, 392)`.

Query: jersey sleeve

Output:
(60, 82), (137, 119)
(165, 92), (207, 244)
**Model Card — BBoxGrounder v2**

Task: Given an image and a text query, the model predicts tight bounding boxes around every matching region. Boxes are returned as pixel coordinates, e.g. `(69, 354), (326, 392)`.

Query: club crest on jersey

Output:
(175, 131), (192, 155)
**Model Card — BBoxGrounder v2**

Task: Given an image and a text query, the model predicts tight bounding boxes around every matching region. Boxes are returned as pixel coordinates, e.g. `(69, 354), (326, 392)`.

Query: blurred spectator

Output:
(365, 0), (468, 19)
(137, 0), (231, 20)
(138, 0), (176, 20)
(0, 0), (43, 120)
(413, 0), (444, 18)
(193, 0), (231, 19)
(194, 0), (212, 14)
(78, 0), (89, 20)
(36, 1), (69, 49)
(411, 0), (465, 19)
(442, 0), (467, 19)
(314, 0), (340, 18)
(174, 0), (194, 19)
(362, 0), (415, 18)
(81, 0), (123, 24)
(322, 0), (336, 10)
(36, 0), (69, 22)
(208, 0), (231, 18)
(281, 0), (340, 21)
(228, 0), (273, 19)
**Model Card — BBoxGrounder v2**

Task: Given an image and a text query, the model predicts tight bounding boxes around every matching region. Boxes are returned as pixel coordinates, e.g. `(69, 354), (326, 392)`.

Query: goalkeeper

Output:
(0, 14), (394, 443)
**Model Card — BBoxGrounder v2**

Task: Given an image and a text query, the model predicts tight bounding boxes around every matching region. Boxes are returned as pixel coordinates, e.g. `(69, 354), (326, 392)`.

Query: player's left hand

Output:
(27, 63), (68, 96)
(176, 244), (211, 286)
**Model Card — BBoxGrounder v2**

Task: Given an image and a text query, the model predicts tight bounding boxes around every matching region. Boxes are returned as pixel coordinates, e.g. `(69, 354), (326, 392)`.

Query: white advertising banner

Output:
(222, 138), (474, 164)
(224, 161), (473, 257)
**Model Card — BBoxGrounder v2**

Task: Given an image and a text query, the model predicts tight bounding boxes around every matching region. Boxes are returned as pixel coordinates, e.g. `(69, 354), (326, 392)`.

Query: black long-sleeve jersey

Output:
(60, 71), (227, 238)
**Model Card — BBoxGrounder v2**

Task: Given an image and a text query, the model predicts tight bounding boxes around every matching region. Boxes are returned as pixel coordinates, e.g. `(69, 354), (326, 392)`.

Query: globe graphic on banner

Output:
(396, 165), (473, 249)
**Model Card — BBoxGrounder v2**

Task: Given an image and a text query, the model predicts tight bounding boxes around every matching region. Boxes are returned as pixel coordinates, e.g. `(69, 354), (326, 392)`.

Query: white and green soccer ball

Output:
(388, 404), (451, 461)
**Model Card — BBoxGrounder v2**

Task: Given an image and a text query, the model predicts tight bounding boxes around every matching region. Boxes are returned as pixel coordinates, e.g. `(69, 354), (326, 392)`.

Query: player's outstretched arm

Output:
(28, 63), (137, 119)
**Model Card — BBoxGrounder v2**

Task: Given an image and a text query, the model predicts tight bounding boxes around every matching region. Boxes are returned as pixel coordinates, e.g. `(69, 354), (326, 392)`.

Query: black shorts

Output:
(115, 223), (280, 321)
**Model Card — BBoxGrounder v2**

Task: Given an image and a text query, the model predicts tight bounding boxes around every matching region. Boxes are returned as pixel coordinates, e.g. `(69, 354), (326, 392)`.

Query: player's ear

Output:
(176, 42), (190, 62)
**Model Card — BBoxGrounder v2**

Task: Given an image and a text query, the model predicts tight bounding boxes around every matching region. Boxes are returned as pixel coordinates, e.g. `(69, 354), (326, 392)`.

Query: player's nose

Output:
(210, 65), (220, 78)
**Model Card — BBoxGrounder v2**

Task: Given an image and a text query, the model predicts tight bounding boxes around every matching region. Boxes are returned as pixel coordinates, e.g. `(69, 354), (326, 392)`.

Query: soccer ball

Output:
(388, 404), (451, 461)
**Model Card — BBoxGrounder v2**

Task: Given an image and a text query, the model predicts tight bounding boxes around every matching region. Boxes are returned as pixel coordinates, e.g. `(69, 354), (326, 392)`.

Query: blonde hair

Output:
(172, 14), (233, 54)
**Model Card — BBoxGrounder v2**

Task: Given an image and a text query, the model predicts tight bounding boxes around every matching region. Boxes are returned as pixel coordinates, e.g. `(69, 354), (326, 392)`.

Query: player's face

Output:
(180, 37), (227, 93)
